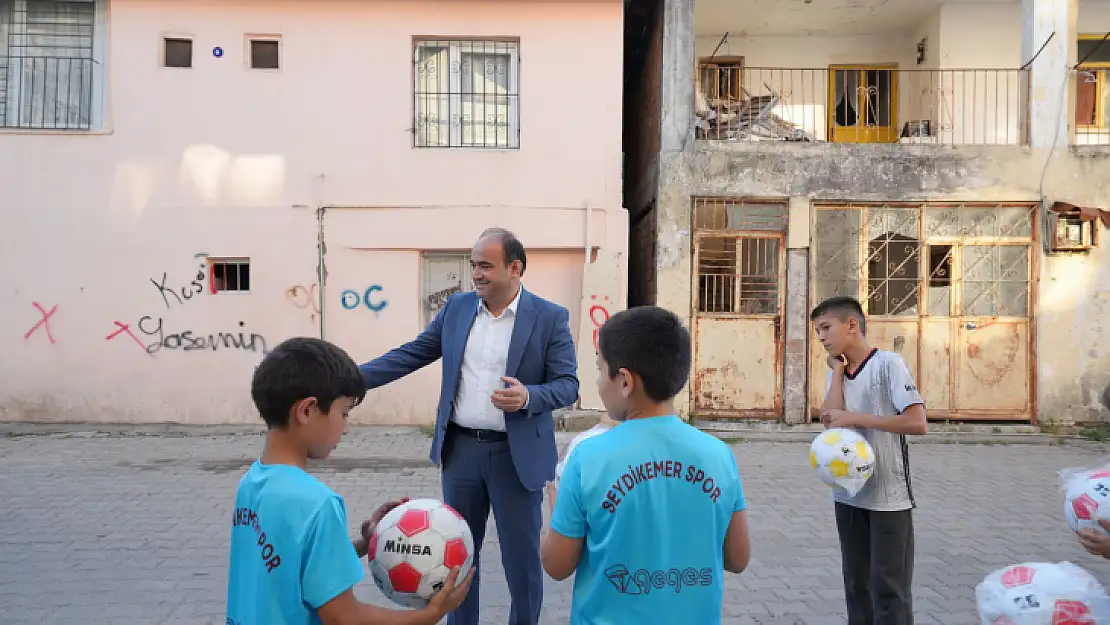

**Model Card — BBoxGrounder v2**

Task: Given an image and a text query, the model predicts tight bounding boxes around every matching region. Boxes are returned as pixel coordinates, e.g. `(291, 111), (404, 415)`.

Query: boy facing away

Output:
(541, 306), (751, 625)
(811, 296), (927, 625)
(226, 337), (473, 625)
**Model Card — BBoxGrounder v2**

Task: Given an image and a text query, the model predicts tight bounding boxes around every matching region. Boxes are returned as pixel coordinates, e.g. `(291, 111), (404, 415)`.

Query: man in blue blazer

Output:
(360, 228), (580, 625)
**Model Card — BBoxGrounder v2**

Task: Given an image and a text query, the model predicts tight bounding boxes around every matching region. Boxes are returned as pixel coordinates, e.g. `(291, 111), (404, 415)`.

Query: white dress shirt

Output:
(452, 286), (528, 432)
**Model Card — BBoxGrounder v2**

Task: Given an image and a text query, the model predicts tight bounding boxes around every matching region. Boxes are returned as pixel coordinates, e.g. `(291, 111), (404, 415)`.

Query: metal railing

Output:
(695, 66), (1029, 146)
(0, 56), (95, 130)
(1075, 67), (1110, 147)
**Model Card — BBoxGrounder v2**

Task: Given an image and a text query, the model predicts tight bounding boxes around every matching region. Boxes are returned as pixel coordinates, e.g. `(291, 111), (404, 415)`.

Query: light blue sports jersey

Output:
(550, 416), (747, 625)
(226, 461), (365, 625)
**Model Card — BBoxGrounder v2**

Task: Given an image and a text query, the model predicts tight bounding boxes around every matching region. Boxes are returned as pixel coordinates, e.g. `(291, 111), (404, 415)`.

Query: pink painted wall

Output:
(0, 0), (626, 425)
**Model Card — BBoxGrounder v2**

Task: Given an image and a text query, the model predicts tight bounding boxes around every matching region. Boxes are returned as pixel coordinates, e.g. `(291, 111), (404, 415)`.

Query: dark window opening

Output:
(164, 37), (193, 68)
(211, 260), (251, 293)
(250, 39), (280, 70)
(928, 245), (952, 287)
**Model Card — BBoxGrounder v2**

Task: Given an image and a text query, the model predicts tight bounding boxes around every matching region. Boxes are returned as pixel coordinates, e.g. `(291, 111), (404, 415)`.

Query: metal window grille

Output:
(1, 0), (96, 129)
(210, 259), (251, 293)
(413, 39), (520, 149)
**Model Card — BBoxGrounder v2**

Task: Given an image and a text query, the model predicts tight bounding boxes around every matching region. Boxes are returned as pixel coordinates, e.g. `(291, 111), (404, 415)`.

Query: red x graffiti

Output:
(106, 321), (152, 356)
(24, 302), (58, 344)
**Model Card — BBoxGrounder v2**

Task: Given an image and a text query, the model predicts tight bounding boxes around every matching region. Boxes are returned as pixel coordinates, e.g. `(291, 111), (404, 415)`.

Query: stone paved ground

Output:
(1, 427), (1110, 625)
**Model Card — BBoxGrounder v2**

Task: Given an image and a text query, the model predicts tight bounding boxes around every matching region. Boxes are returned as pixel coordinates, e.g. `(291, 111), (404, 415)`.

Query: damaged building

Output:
(624, 0), (1110, 425)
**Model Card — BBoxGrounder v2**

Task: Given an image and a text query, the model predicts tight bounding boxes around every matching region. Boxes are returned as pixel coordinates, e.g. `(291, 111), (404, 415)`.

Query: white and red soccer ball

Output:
(976, 562), (1109, 625)
(1064, 470), (1110, 535)
(367, 498), (476, 608)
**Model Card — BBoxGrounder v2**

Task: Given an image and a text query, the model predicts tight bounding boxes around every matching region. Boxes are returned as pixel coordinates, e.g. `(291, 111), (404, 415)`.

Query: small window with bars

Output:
(209, 258), (251, 293)
(696, 236), (781, 315)
(1, 0), (99, 130)
(698, 57), (744, 103)
(414, 38), (520, 149)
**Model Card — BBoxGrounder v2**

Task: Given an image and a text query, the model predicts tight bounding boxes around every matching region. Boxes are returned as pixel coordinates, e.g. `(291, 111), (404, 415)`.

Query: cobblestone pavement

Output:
(2, 427), (1110, 625)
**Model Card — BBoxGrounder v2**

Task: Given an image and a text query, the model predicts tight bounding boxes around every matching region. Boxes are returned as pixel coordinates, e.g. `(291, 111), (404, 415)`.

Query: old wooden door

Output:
(951, 242), (1032, 415)
(692, 232), (786, 418)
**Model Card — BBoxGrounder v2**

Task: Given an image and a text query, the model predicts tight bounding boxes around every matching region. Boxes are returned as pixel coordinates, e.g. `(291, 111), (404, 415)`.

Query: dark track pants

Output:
(834, 502), (915, 625)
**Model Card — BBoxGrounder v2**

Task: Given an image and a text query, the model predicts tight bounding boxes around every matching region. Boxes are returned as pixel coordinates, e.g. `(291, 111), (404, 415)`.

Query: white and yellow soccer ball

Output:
(809, 428), (875, 498)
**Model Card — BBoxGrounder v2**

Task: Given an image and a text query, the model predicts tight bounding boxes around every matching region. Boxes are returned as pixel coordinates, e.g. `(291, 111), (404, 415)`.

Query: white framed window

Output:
(1, 0), (108, 130)
(422, 253), (474, 327)
(414, 38), (520, 149)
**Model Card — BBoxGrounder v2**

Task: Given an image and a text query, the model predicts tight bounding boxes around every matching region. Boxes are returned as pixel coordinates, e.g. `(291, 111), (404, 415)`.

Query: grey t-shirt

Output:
(824, 349), (925, 512)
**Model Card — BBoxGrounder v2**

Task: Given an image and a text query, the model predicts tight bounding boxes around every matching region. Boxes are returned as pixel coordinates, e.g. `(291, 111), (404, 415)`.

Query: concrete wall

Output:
(0, 0), (627, 425)
(653, 0), (1110, 424)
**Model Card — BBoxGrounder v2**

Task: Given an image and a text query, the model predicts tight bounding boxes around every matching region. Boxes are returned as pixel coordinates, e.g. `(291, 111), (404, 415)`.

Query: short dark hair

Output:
(250, 337), (367, 429)
(810, 296), (867, 336)
(598, 306), (691, 403)
(480, 227), (527, 275)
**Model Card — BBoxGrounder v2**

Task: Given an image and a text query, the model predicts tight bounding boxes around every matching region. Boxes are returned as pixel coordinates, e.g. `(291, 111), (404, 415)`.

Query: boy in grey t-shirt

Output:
(811, 296), (927, 625)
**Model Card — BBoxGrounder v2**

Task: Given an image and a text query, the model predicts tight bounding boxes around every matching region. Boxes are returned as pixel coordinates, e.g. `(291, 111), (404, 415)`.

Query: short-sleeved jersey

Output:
(226, 461), (365, 625)
(550, 415), (746, 625)
(824, 348), (925, 512)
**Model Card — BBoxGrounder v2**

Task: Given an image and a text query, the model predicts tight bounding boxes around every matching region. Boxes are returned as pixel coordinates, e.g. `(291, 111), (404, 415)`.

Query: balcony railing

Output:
(695, 66), (1029, 146)
(1075, 67), (1110, 147)
(0, 56), (95, 130)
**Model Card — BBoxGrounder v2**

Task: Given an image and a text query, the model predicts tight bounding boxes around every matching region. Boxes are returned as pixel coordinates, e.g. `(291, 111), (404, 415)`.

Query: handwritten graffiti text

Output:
(137, 316), (268, 355)
(341, 286), (388, 312)
(151, 264), (207, 309)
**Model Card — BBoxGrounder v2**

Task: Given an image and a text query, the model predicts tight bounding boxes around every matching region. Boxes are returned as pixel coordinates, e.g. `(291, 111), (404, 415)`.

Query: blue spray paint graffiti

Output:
(341, 285), (388, 312)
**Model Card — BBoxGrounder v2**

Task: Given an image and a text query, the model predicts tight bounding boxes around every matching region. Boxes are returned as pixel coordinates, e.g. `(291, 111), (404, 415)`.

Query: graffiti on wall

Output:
(589, 295), (612, 352)
(428, 285), (462, 311)
(23, 301), (59, 345)
(150, 263), (208, 309)
(13, 258), (272, 358)
(105, 320), (152, 355)
(286, 282), (321, 323)
(137, 317), (268, 355)
(340, 285), (388, 313)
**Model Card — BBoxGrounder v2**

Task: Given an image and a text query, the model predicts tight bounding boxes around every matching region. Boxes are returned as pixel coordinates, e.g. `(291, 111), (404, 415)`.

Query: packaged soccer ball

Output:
(809, 428), (875, 497)
(976, 561), (1110, 625)
(1061, 461), (1110, 535)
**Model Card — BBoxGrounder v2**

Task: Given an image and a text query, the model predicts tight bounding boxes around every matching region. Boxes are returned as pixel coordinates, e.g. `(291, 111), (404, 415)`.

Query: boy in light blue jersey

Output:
(541, 306), (751, 625)
(226, 337), (473, 625)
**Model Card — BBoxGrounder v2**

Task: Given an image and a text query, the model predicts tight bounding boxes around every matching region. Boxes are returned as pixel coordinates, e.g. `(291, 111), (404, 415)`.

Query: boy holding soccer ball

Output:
(811, 297), (927, 625)
(226, 337), (473, 625)
(541, 306), (751, 624)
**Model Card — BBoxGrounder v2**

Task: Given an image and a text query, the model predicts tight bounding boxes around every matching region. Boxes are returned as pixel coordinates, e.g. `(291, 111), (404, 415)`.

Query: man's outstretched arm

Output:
(360, 297), (450, 390)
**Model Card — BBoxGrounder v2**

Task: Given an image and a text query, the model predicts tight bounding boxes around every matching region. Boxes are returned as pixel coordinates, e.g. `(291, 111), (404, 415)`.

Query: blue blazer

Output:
(359, 288), (580, 492)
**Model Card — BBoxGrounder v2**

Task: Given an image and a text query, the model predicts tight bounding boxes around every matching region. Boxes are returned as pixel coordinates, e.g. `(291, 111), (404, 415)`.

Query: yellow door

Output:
(828, 65), (898, 143)
(692, 233), (786, 418)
